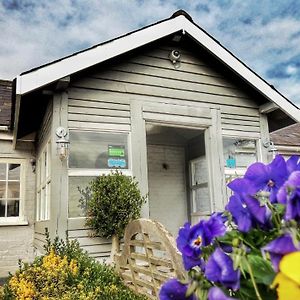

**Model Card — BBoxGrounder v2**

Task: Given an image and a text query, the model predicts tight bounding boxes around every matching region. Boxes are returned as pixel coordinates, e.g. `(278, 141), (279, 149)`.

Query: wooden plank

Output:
(82, 244), (112, 254)
(91, 70), (251, 99)
(72, 237), (112, 247)
(143, 112), (211, 127)
(68, 113), (131, 124)
(130, 101), (149, 218)
(68, 99), (130, 110)
(73, 78), (257, 108)
(143, 102), (211, 118)
(143, 47), (209, 65)
(221, 129), (260, 138)
(221, 114), (260, 122)
(68, 87), (130, 104)
(221, 123), (260, 132)
(221, 118), (260, 127)
(259, 114), (270, 163)
(68, 106), (130, 118)
(68, 229), (91, 238)
(130, 55), (225, 78)
(34, 220), (50, 234)
(112, 62), (237, 88)
(221, 106), (259, 116)
(68, 121), (131, 131)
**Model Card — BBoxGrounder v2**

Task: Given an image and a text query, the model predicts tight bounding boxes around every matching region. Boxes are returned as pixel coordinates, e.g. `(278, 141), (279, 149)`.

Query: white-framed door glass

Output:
(223, 137), (257, 199)
(189, 156), (211, 222)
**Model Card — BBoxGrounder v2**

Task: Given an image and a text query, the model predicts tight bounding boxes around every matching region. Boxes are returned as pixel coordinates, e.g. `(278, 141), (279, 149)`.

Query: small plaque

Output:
(226, 157), (236, 168)
(108, 158), (127, 168)
(108, 145), (125, 157)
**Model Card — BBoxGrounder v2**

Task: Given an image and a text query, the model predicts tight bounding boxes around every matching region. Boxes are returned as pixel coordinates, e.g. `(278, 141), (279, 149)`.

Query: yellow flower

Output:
(272, 251), (300, 300)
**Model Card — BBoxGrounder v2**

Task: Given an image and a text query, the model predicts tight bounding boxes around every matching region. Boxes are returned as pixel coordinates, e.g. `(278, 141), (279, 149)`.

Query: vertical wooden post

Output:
(259, 114), (270, 163)
(130, 101), (149, 218)
(205, 108), (226, 212)
(49, 92), (68, 240)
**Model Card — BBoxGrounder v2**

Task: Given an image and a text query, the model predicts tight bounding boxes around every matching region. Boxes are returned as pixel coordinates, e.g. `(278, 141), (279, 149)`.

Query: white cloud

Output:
(0, 0), (300, 105)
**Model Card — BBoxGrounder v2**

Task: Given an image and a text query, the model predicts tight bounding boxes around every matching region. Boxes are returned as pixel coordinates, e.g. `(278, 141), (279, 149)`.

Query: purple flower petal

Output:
(208, 287), (237, 300)
(205, 248), (240, 290)
(159, 279), (196, 300)
(262, 234), (299, 271)
(286, 155), (300, 174)
(226, 194), (253, 232)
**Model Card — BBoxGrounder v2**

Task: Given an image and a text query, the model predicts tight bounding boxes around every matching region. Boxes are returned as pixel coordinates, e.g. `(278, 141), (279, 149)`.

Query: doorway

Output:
(146, 124), (210, 237)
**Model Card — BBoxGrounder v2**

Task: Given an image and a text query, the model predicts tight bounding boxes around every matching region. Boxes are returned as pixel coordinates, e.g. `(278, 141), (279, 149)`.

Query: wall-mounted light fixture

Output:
(56, 127), (70, 161)
(263, 139), (278, 159)
(169, 50), (181, 69)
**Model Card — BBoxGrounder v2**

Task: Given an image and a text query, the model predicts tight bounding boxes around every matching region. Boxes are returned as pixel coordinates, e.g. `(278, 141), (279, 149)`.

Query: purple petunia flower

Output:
(176, 215), (226, 270)
(159, 279), (196, 300)
(226, 194), (253, 232)
(262, 233), (300, 272)
(277, 171), (300, 221)
(205, 248), (240, 290)
(208, 287), (238, 300)
(286, 155), (300, 174)
(229, 155), (288, 203)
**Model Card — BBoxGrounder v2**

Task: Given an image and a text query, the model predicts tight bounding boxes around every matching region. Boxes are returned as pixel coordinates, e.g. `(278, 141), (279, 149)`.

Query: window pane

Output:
(0, 181), (5, 198)
(69, 176), (95, 218)
(0, 200), (5, 217)
(7, 182), (20, 198)
(69, 131), (129, 169)
(0, 164), (6, 180)
(192, 187), (210, 213)
(7, 200), (19, 217)
(223, 138), (256, 169)
(8, 164), (20, 180)
(191, 158), (208, 186)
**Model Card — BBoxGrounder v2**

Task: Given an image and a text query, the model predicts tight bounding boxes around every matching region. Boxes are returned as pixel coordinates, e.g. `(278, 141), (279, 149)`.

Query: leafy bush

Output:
(0, 231), (147, 300)
(82, 171), (146, 239)
(160, 155), (300, 300)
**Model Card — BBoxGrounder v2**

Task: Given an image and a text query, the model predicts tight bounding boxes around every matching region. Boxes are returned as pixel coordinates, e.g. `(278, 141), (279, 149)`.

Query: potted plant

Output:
(160, 155), (300, 300)
(82, 171), (146, 262)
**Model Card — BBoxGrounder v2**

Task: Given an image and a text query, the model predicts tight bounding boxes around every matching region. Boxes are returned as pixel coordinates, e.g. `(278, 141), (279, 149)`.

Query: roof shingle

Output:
(0, 80), (12, 127)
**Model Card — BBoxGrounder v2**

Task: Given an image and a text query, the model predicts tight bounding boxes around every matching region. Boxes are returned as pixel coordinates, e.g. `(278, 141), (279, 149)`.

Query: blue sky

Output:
(1, 0), (300, 105)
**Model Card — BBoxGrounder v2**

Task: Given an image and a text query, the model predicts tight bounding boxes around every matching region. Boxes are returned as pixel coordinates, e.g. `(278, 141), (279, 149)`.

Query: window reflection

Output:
(69, 131), (129, 169)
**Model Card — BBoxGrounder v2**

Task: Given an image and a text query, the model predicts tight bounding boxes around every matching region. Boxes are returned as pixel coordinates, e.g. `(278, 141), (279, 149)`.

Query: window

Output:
(0, 161), (22, 220)
(189, 157), (211, 221)
(223, 137), (257, 198)
(68, 131), (131, 218)
(36, 141), (51, 221)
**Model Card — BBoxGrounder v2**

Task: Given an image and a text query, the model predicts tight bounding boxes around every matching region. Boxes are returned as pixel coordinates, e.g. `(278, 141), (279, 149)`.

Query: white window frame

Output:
(36, 140), (51, 221)
(68, 130), (132, 219)
(0, 158), (27, 225)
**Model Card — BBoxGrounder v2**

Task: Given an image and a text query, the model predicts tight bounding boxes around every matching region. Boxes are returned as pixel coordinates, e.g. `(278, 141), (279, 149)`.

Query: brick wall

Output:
(0, 140), (35, 278)
(147, 144), (188, 237)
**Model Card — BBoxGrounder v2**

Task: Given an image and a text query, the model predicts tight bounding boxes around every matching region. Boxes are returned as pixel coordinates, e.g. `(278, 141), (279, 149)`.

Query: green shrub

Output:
(83, 171), (146, 239)
(0, 231), (147, 300)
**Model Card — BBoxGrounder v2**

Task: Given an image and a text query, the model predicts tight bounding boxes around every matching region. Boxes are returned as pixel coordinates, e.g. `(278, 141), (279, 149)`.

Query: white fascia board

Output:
(180, 18), (300, 122)
(16, 16), (186, 96)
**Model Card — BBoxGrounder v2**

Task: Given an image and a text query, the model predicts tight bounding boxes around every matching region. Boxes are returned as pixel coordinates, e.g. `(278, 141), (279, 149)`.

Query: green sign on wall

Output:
(108, 145), (125, 157)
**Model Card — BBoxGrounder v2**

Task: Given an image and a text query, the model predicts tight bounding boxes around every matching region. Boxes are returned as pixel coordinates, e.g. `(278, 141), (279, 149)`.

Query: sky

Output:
(1, 0), (300, 106)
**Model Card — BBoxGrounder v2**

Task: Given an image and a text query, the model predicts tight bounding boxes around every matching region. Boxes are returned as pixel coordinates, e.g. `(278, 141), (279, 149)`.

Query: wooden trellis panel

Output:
(115, 219), (185, 299)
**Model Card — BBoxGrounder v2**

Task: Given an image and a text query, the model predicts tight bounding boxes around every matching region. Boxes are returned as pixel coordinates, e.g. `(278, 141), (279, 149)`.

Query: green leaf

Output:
(247, 254), (276, 285)
(186, 280), (198, 297)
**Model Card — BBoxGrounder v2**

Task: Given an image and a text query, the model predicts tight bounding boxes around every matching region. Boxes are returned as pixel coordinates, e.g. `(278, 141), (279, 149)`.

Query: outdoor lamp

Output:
(263, 139), (278, 159)
(55, 127), (70, 161)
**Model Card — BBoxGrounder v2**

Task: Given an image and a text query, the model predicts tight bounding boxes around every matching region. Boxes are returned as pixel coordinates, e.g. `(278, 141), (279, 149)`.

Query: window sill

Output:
(0, 218), (29, 227)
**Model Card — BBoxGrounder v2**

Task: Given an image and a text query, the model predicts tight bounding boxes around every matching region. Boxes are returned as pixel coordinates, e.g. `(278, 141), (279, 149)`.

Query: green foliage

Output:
(0, 231), (147, 300)
(83, 171), (146, 238)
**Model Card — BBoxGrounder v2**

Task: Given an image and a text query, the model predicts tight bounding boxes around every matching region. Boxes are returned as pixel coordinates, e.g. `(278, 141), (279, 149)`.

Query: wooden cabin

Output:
(0, 10), (299, 277)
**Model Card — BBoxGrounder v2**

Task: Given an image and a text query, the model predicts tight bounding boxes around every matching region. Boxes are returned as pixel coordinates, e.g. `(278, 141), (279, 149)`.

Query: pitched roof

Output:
(15, 10), (300, 122)
(0, 80), (12, 127)
(271, 123), (300, 147)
